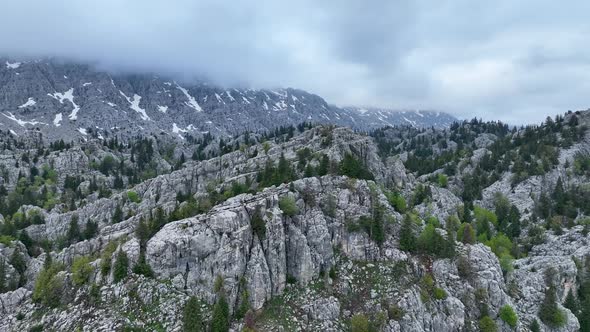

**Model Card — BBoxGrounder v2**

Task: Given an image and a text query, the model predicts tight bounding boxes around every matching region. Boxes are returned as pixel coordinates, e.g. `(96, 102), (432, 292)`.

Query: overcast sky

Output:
(1, 1), (589, 124)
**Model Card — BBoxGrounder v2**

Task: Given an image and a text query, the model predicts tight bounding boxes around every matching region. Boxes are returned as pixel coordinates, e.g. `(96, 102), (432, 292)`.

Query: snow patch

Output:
(107, 102), (117, 107)
(18, 98), (36, 108)
(78, 128), (88, 135)
(5, 61), (21, 69)
(9, 130), (17, 136)
(83, 82), (92, 87)
(119, 91), (150, 121)
(225, 91), (235, 102)
(215, 93), (225, 104)
(172, 123), (187, 139)
(176, 84), (203, 112)
(53, 113), (63, 127)
(2, 112), (46, 127)
(157, 105), (168, 113)
(48, 88), (80, 120)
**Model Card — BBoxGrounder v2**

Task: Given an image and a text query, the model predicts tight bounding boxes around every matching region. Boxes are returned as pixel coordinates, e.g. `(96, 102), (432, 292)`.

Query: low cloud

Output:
(1, 0), (589, 124)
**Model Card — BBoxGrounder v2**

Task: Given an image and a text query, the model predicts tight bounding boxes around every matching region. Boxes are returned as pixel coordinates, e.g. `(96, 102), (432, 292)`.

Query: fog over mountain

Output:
(1, 0), (589, 124)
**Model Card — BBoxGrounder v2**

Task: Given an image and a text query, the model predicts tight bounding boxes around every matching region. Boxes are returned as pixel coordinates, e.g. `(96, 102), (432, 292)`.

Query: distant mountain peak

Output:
(0, 58), (457, 141)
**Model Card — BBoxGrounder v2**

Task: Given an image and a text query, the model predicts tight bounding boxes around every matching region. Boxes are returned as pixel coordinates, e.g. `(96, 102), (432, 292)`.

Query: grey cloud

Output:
(1, 0), (589, 124)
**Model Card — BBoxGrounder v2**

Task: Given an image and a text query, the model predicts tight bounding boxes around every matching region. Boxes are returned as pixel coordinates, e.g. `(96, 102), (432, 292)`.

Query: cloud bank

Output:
(1, 0), (589, 124)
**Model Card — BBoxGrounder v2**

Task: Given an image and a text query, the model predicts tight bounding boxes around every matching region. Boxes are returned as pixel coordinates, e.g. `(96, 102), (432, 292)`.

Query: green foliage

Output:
(100, 241), (118, 276)
(399, 214), (417, 252)
(10, 249), (27, 287)
(437, 173), (448, 187)
(235, 278), (250, 320)
(485, 233), (513, 258)
(433, 287), (447, 300)
(539, 286), (567, 328)
(417, 224), (455, 258)
(127, 191), (141, 203)
(388, 304), (404, 321)
(0, 258), (6, 292)
(257, 153), (294, 188)
(113, 250), (129, 283)
(132, 253), (154, 278)
(411, 184), (432, 206)
(499, 305), (518, 328)
(183, 296), (203, 332)
(457, 223), (476, 244)
(250, 207), (266, 240)
(112, 204), (124, 223)
(279, 196), (298, 217)
(385, 191), (406, 213)
(32, 262), (63, 307)
(339, 153), (374, 180)
(214, 275), (224, 293)
(211, 294), (230, 332)
(529, 319), (541, 332)
(479, 316), (498, 332)
(474, 206), (497, 240)
(71, 256), (94, 286)
(351, 313), (369, 332)
(67, 214), (81, 245)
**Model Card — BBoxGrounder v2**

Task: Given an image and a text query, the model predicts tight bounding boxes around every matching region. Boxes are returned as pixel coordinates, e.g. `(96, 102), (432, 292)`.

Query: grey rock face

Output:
(0, 58), (457, 142)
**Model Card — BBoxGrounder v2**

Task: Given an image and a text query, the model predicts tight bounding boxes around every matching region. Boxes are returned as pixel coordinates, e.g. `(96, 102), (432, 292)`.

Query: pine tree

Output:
(508, 205), (521, 239)
(84, 220), (98, 240)
(210, 294), (230, 332)
(112, 204), (123, 223)
(317, 154), (330, 176)
(539, 285), (567, 328)
(67, 214), (81, 244)
(564, 289), (579, 316)
(113, 250), (129, 283)
(183, 296), (202, 332)
(399, 214), (416, 252)
(0, 258), (6, 292)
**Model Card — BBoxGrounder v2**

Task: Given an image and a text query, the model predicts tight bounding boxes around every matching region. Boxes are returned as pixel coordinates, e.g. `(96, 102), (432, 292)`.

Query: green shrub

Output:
(71, 256), (94, 286)
(386, 192), (407, 213)
(437, 173), (448, 187)
(100, 241), (118, 276)
(28, 325), (44, 332)
(113, 250), (129, 283)
(279, 196), (299, 217)
(127, 191), (141, 203)
(499, 304), (518, 327)
(479, 316), (498, 332)
(434, 287), (447, 300)
(183, 296), (203, 332)
(351, 313), (369, 332)
(32, 263), (63, 308)
(388, 304), (404, 321)
(529, 319), (540, 332)
(0, 235), (15, 246)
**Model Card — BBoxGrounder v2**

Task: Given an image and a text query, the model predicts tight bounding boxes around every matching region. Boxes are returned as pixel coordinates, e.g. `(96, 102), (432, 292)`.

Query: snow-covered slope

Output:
(0, 58), (457, 141)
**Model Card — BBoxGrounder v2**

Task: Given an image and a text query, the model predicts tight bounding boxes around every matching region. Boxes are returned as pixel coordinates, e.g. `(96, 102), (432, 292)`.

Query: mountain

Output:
(0, 58), (457, 141)
(0, 104), (589, 331)
(343, 106), (456, 129)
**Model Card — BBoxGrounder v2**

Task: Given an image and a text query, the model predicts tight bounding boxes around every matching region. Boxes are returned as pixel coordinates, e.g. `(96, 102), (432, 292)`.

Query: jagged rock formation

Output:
(0, 110), (589, 331)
